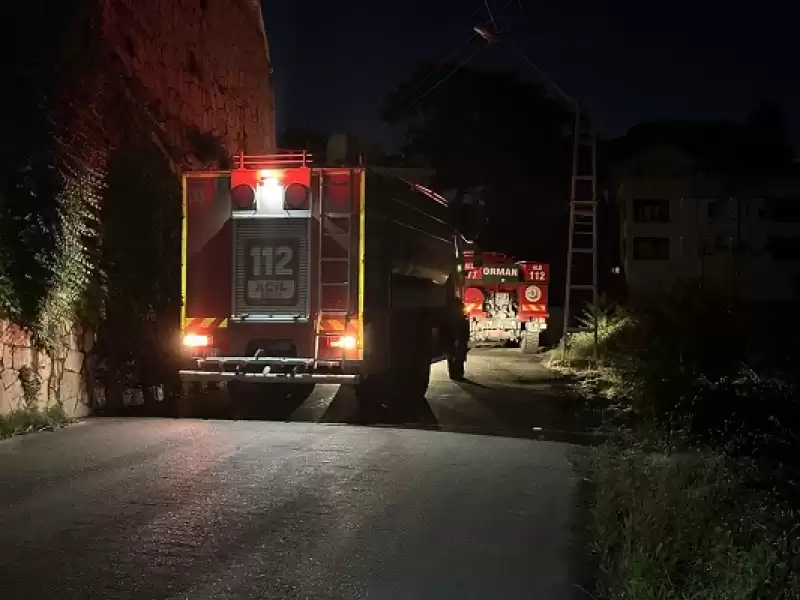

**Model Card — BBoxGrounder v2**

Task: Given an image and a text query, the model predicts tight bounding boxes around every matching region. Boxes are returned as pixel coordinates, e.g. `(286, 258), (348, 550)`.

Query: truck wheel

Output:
(447, 355), (464, 381)
(408, 340), (431, 398)
(447, 355), (465, 381)
(447, 329), (467, 381)
(354, 376), (392, 420)
(521, 331), (540, 354)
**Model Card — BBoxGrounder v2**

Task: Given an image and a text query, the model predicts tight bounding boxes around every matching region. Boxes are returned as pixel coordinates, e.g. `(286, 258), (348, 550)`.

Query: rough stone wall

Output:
(101, 0), (276, 157)
(0, 321), (91, 417)
(0, 0), (276, 417)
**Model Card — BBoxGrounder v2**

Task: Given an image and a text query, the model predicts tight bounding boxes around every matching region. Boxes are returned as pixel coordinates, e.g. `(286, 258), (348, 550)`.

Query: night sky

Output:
(261, 0), (800, 151)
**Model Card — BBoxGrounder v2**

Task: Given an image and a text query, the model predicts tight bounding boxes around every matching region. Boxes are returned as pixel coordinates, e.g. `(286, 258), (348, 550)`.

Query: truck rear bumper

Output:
(179, 356), (361, 385)
(179, 371), (359, 384)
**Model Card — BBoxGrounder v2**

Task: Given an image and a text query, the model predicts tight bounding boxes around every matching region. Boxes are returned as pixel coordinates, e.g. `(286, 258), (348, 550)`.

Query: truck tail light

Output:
(183, 334), (211, 347)
(463, 287), (484, 313)
(330, 335), (357, 350)
(284, 183), (310, 210)
(231, 184), (256, 210)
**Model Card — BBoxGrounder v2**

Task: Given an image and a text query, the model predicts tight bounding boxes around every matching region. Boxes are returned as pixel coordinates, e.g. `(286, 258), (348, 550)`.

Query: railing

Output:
(234, 150), (313, 170)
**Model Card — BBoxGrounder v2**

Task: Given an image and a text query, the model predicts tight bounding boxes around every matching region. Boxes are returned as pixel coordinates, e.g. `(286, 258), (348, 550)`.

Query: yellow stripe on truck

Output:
(201, 317), (216, 328)
(358, 169), (366, 354)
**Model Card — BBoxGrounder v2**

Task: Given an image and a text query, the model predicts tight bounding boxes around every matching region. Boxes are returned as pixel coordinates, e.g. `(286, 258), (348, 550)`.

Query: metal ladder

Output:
(315, 170), (354, 357)
(561, 105), (599, 358)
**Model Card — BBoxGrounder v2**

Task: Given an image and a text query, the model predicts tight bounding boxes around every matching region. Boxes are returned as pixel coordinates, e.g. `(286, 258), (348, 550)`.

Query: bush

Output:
(0, 405), (70, 439)
(562, 300), (639, 367)
(687, 368), (800, 466)
(588, 443), (800, 599)
(0, 1), (99, 354)
(556, 283), (800, 465)
(90, 138), (182, 397)
(559, 284), (749, 414)
(563, 287), (800, 598)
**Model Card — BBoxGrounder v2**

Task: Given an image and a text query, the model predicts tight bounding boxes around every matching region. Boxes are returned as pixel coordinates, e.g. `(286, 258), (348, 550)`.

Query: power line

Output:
(400, 45), (485, 114)
(504, 39), (575, 110)
(389, 0), (519, 118)
(388, 0), (499, 114)
(485, 0), (498, 32)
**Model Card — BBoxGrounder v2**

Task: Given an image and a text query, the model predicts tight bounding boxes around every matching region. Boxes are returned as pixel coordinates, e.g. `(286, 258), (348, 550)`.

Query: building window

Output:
(707, 198), (730, 219)
(633, 237), (670, 260)
(633, 198), (670, 222)
(707, 235), (733, 254)
(766, 197), (800, 222)
(767, 237), (800, 261)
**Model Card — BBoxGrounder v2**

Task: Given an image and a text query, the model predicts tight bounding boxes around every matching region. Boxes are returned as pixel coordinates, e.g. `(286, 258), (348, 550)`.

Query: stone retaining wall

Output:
(0, 321), (91, 417)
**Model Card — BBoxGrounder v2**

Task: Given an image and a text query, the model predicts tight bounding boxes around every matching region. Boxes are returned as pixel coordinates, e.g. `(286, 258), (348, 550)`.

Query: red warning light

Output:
(284, 183), (310, 210)
(231, 184), (255, 210)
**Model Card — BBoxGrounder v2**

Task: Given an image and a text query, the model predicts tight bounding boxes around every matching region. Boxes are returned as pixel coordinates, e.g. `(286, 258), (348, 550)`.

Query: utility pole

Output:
(470, 26), (600, 359)
(561, 106), (599, 360)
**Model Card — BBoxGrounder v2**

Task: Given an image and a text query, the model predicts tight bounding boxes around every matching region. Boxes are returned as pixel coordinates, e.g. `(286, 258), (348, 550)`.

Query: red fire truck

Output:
(178, 152), (470, 405)
(463, 249), (549, 353)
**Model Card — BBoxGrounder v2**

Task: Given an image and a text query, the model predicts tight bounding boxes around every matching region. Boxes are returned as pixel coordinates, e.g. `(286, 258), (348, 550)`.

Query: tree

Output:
(381, 63), (573, 259)
(277, 128), (329, 161)
(606, 101), (795, 176)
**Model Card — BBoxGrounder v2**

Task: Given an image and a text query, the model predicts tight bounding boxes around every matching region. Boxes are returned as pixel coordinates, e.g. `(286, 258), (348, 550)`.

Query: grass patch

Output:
(585, 440), (800, 599)
(552, 291), (800, 598)
(0, 405), (71, 439)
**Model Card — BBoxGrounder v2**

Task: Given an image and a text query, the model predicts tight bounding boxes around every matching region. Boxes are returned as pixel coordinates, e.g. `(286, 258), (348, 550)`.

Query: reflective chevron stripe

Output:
(318, 317), (359, 334)
(519, 304), (547, 313)
(184, 317), (229, 330)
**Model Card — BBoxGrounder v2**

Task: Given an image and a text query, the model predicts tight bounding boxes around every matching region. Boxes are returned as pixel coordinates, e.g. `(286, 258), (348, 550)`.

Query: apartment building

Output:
(612, 145), (800, 305)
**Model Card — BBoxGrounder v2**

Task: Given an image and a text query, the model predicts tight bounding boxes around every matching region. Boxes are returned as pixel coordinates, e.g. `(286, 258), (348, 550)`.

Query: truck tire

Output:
(447, 354), (465, 380)
(410, 336), (432, 398)
(354, 375), (393, 414)
(521, 331), (540, 354)
(447, 336), (466, 380)
(356, 315), (431, 409)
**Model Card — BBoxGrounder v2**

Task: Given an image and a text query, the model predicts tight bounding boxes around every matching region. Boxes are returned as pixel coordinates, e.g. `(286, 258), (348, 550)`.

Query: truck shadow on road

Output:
(314, 375), (602, 444)
(92, 360), (604, 445)
(454, 378), (490, 389)
(317, 386), (439, 428)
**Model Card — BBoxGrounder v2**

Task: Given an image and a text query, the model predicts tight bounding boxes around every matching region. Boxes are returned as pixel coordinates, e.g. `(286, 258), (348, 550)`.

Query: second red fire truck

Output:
(463, 249), (549, 353)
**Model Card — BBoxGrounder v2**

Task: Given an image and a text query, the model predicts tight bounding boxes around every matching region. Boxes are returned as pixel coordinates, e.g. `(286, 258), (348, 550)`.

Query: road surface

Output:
(0, 350), (592, 599)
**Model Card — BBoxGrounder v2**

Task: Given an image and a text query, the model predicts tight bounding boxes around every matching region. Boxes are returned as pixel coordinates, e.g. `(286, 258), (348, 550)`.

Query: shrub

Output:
(687, 368), (800, 467)
(90, 138), (182, 396)
(588, 443), (800, 600)
(0, 405), (70, 439)
(556, 282), (800, 464)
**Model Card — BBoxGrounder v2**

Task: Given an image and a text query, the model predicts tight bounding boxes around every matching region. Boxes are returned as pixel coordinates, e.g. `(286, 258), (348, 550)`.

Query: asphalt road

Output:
(0, 349), (592, 600)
